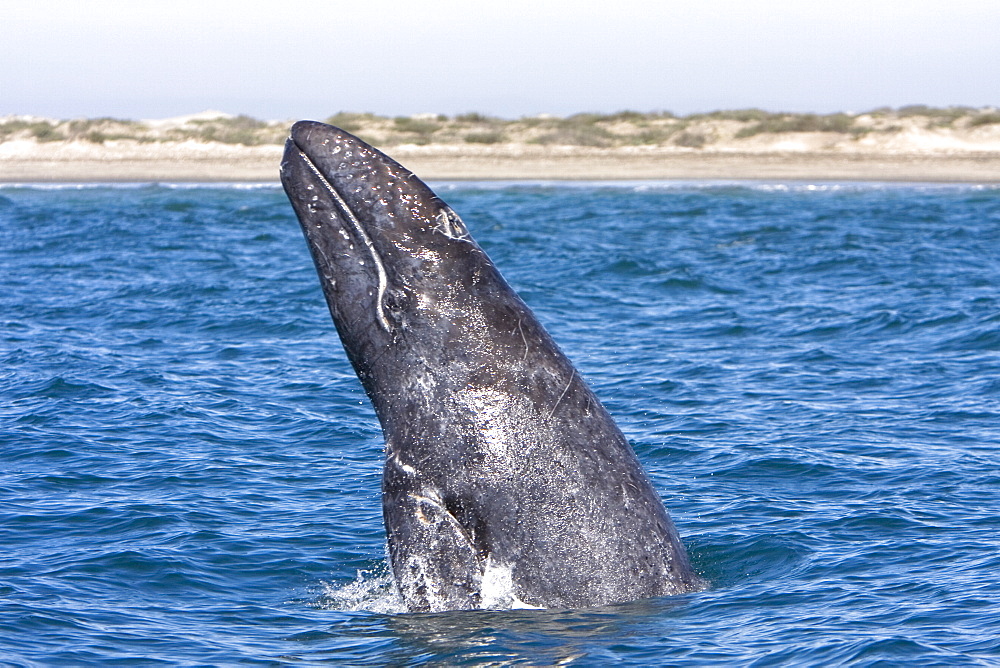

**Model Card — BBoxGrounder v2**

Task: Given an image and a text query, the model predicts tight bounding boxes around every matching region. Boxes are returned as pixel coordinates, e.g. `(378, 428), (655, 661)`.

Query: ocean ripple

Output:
(2, 182), (998, 664)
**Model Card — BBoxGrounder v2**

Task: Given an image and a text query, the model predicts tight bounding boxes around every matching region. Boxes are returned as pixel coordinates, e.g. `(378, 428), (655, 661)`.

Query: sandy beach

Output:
(4, 142), (1000, 183)
(4, 110), (1000, 182)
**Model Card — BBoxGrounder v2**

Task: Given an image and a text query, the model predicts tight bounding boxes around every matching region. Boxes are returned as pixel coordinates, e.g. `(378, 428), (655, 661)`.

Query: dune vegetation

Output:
(3, 107), (1000, 150)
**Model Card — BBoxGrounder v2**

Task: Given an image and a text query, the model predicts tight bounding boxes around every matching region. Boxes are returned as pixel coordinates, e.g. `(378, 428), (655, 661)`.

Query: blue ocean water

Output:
(2, 181), (998, 665)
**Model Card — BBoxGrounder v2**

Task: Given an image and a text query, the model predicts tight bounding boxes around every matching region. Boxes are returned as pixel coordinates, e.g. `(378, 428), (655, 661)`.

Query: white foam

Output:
(480, 558), (544, 610)
(315, 558), (544, 614)
(315, 567), (406, 614)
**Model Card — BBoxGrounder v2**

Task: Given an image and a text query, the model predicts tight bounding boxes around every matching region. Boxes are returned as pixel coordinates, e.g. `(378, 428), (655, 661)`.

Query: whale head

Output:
(280, 121), (529, 415)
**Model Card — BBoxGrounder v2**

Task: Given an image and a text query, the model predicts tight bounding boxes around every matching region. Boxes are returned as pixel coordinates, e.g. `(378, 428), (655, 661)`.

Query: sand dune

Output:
(3, 110), (1000, 182)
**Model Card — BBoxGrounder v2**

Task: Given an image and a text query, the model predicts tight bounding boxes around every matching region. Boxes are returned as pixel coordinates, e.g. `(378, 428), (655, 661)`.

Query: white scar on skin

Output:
(390, 452), (417, 474)
(408, 492), (468, 538)
(435, 208), (470, 240)
(517, 318), (528, 362)
(547, 371), (575, 419)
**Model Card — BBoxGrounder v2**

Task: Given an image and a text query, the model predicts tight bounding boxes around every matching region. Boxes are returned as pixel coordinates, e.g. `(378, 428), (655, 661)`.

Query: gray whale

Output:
(280, 120), (699, 611)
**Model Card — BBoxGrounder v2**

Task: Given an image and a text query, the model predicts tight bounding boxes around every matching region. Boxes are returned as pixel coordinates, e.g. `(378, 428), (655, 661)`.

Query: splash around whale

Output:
(280, 120), (700, 612)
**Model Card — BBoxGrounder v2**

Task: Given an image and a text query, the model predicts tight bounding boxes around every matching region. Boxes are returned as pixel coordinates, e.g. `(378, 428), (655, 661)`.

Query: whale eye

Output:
(382, 287), (411, 327)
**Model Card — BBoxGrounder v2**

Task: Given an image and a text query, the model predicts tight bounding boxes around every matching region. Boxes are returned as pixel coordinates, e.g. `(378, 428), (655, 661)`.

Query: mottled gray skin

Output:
(280, 120), (698, 611)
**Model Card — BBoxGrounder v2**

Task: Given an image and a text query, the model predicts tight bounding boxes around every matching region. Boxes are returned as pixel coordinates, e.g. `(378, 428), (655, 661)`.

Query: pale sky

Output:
(3, 0), (998, 120)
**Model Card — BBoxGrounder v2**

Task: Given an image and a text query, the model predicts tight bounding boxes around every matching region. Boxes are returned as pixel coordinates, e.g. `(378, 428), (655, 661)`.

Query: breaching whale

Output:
(280, 120), (699, 611)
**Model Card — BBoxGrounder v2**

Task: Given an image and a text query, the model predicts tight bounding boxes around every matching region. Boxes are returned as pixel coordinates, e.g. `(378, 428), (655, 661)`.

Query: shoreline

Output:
(5, 108), (1000, 183)
(4, 145), (1000, 183)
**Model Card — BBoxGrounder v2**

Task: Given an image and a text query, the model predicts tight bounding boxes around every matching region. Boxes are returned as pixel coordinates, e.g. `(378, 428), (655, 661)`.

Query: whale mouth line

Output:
(293, 143), (392, 333)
